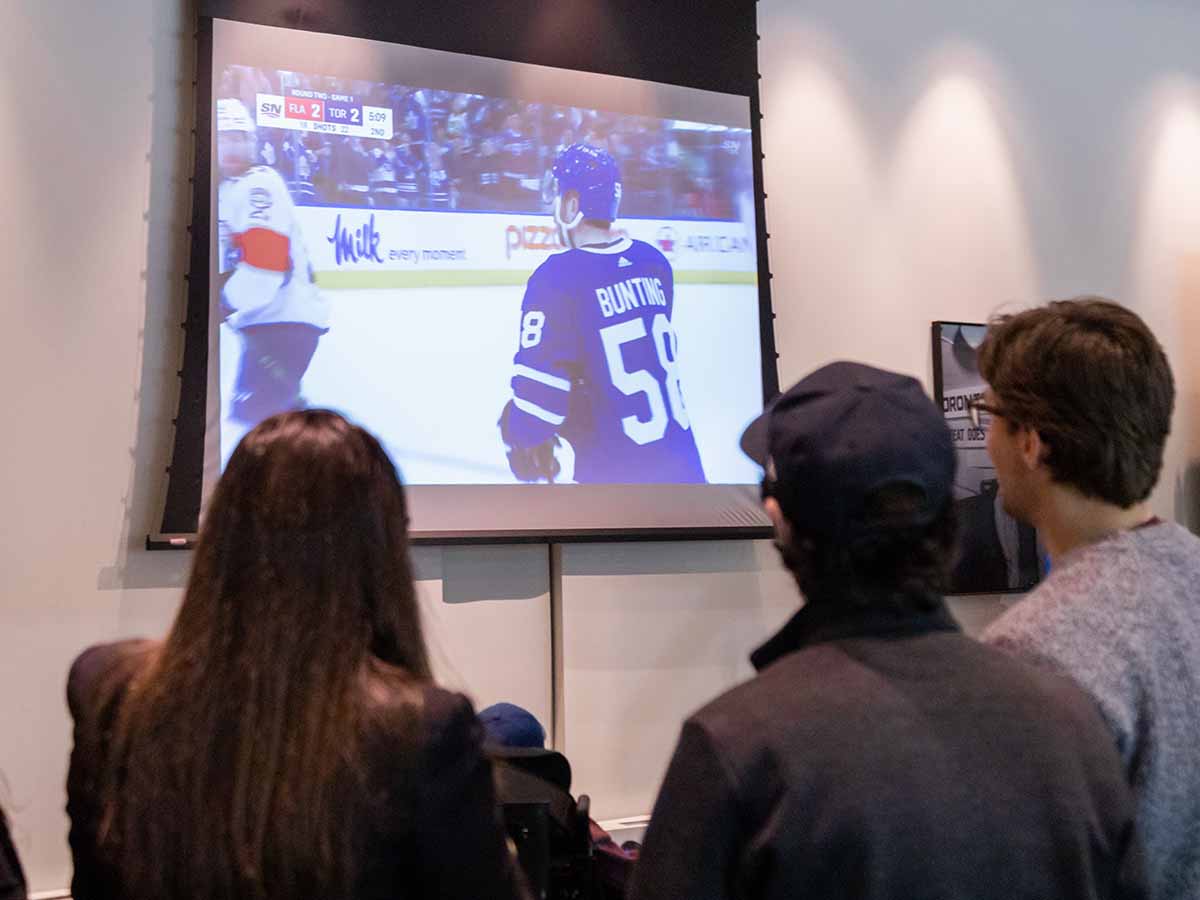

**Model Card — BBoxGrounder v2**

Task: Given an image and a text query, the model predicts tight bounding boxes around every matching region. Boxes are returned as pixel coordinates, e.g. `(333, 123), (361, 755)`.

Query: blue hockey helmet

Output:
(550, 143), (622, 223)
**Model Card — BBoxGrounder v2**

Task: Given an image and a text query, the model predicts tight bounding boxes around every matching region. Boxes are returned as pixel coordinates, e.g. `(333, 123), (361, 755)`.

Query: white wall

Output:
(12, 0), (1200, 893)
(558, 541), (795, 820)
(757, 0), (1200, 526)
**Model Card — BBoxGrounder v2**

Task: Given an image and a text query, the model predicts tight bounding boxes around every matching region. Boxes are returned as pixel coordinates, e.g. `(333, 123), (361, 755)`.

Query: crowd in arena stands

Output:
(220, 65), (752, 217)
(3, 297), (1198, 900)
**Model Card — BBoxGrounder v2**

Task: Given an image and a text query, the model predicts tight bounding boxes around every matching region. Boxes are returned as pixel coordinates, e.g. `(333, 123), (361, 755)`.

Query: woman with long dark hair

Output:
(66, 410), (527, 900)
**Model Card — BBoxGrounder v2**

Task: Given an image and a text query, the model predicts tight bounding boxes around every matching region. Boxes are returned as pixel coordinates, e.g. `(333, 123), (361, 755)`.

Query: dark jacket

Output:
(489, 748), (637, 900)
(66, 640), (527, 900)
(629, 599), (1145, 900)
(0, 807), (25, 900)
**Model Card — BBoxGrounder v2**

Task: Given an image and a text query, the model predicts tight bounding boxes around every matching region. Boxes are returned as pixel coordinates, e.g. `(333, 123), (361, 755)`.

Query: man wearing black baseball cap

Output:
(629, 362), (1144, 900)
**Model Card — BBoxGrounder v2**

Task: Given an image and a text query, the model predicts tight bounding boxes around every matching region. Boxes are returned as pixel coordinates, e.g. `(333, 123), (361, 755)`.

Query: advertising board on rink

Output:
(294, 207), (758, 289)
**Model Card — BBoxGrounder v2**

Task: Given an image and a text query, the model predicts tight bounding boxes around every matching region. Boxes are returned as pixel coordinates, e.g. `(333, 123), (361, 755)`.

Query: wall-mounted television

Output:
(155, 13), (776, 544)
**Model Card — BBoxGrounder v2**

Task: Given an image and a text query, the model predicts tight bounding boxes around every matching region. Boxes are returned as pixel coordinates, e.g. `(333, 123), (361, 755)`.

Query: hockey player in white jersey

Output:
(217, 98), (330, 424)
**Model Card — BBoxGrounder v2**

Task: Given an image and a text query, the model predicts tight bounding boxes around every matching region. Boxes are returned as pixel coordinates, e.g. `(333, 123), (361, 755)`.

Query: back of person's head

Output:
(104, 410), (431, 900)
(741, 362), (958, 611)
(787, 482), (958, 610)
(979, 297), (1174, 507)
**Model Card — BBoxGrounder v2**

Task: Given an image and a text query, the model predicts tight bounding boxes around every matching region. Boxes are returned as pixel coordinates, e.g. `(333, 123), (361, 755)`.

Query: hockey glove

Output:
(499, 400), (562, 483)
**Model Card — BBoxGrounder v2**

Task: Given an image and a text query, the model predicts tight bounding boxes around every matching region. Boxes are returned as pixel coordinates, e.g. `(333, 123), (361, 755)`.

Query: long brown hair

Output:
(102, 410), (432, 900)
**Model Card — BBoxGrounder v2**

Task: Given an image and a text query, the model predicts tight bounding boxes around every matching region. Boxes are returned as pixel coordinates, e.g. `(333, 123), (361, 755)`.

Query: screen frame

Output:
(153, 5), (777, 547)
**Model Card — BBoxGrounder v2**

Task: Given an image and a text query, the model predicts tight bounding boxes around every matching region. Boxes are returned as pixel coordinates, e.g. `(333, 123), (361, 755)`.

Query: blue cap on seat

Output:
(478, 702), (547, 749)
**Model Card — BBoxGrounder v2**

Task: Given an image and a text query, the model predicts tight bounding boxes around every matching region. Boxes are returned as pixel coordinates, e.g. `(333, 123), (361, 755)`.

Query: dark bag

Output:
(491, 748), (595, 900)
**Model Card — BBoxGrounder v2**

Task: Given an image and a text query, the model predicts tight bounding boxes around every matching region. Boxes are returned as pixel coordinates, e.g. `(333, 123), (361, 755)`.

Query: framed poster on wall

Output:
(932, 321), (1041, 594)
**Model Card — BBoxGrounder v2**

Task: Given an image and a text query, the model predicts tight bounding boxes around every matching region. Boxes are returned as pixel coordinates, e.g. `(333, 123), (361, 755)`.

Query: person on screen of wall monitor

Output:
(217, 98), (330, 425)
(498, 143), (707, 485)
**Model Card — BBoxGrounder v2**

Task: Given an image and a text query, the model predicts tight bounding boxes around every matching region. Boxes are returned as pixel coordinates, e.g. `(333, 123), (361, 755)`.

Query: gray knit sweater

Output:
(984, 521), (1200, 900)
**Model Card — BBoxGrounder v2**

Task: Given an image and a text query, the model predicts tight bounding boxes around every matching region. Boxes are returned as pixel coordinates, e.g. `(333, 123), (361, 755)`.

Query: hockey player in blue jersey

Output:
(499, 143), (706, 484)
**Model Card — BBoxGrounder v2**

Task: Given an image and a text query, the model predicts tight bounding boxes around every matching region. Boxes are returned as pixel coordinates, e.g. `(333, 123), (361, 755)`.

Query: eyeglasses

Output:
(966, 398), (1005, 429)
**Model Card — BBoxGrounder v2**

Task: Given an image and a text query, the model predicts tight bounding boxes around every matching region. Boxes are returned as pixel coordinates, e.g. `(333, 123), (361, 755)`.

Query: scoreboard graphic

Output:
(256, 90), (394, 140)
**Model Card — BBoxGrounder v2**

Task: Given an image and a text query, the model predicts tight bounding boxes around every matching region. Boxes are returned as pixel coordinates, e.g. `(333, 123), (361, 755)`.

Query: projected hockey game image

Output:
(213, 25), (764, 491)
